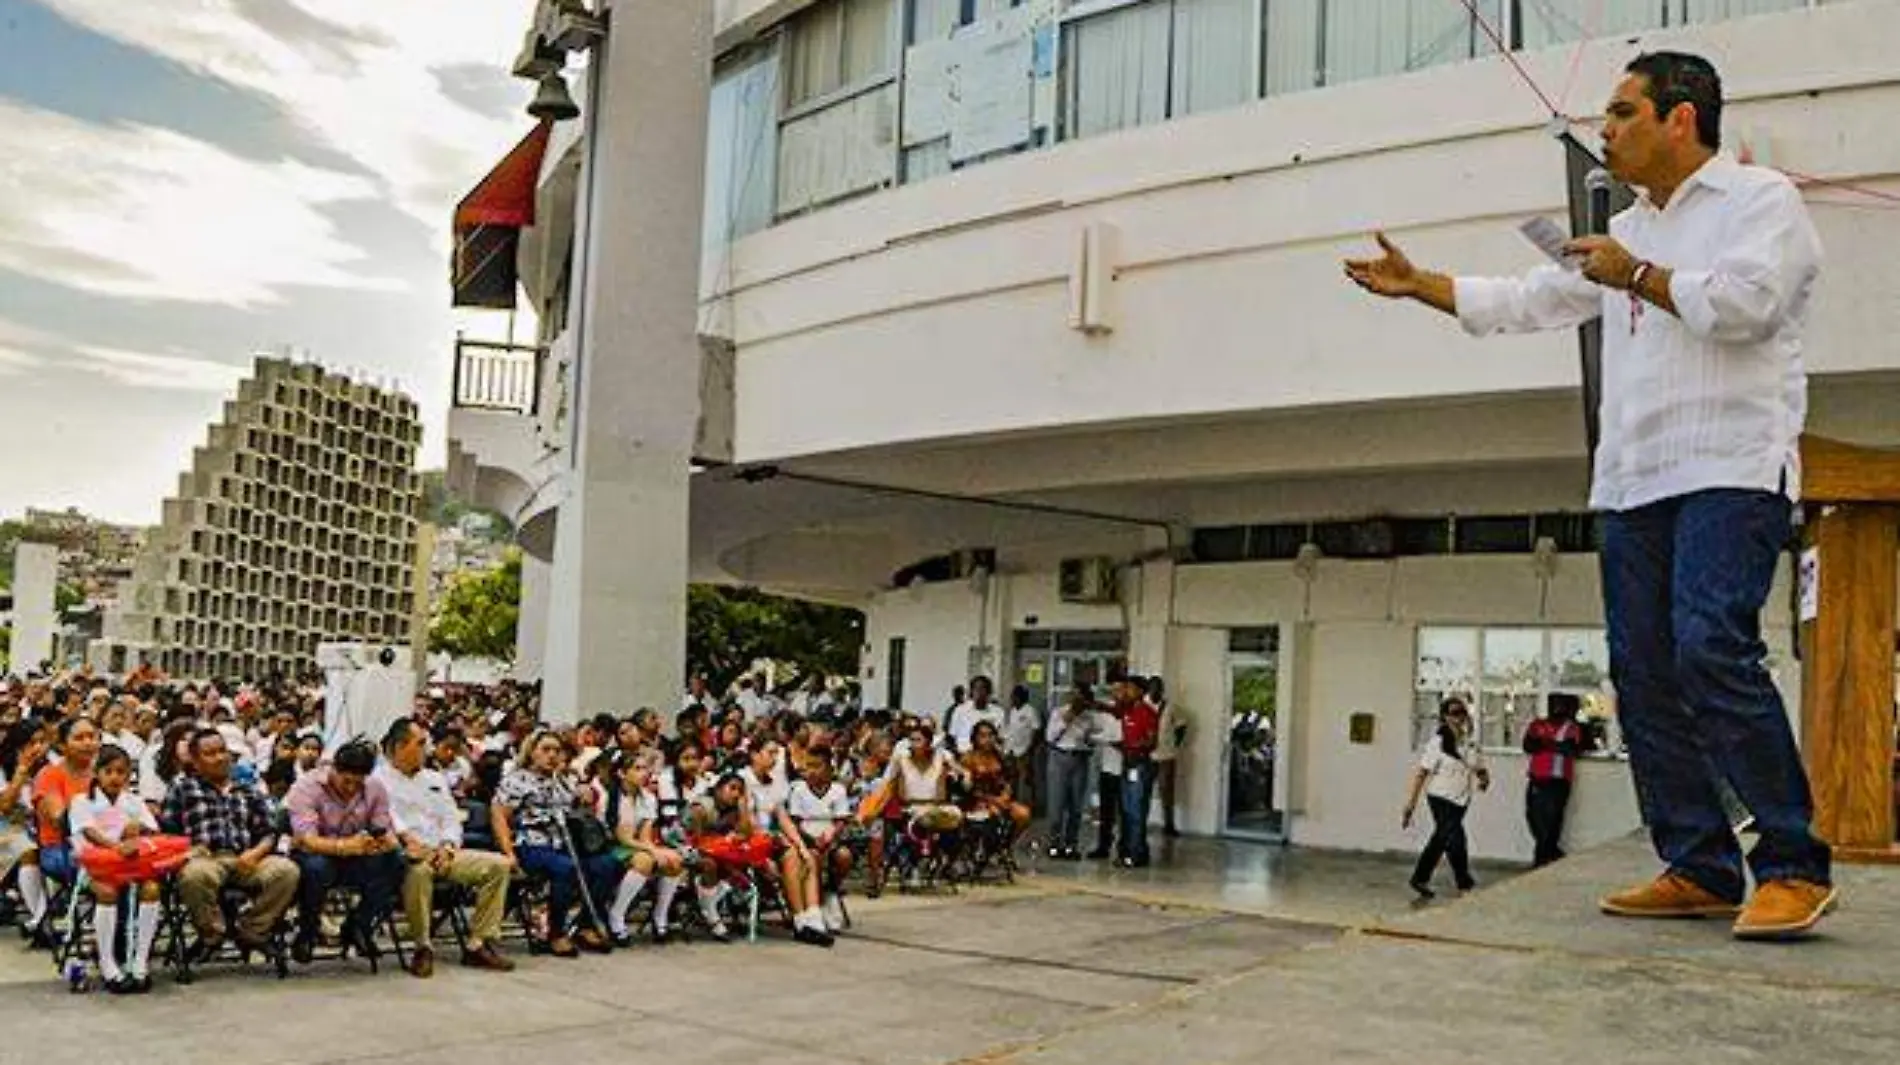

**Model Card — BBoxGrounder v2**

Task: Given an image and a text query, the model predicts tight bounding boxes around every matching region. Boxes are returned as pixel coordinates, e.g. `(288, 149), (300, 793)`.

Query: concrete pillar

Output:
(1126, 558), (1175, 676)
(9, 542), (59, 674)
(542, 0), (711, 723)
(514, 551), (551, 682)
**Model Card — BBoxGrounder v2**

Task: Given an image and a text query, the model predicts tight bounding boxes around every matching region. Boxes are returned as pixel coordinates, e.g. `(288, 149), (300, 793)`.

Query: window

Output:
(1318, 0), (1502, 87)
(1414, 625), (1617, 756)
(1514, 0), (1668, 50)
(1516, 0), (1809, 51)
(777, 0), (900, 215)
(787, 0), (898, 106)
(1063, 0), (1256, 140)
(704, 45), (782, 250)
(887, 636), (908, 708)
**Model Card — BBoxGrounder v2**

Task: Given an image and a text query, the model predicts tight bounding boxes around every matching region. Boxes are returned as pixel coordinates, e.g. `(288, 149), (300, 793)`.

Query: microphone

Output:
(1585, 168), (1613, 236)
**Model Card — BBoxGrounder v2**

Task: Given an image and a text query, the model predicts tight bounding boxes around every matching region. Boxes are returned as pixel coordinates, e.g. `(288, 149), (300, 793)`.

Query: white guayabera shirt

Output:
(1453, 154), (1820, 512)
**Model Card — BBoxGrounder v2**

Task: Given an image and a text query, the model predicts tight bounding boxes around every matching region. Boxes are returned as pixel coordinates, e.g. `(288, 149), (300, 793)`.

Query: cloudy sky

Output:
(0, 0), (536, 525)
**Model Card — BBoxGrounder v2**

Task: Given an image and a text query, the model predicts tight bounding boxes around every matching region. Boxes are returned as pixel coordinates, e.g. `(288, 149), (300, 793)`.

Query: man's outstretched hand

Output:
(1343, 232), (1419, 298)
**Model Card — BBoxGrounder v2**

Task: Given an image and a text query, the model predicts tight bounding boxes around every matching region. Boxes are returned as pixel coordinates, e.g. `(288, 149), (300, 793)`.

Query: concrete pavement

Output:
(4, 836), (1895, 1064)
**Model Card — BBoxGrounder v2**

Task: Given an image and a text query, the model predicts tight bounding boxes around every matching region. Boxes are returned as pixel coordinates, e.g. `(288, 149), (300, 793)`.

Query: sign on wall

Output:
(901, 0), (1056, 163)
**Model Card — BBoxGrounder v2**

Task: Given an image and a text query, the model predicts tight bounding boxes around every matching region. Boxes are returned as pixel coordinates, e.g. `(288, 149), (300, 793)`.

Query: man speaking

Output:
(1344, 52), (1833, 940)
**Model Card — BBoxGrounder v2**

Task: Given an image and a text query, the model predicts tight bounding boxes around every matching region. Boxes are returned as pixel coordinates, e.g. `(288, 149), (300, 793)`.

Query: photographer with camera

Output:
(285, 738), (405, 964)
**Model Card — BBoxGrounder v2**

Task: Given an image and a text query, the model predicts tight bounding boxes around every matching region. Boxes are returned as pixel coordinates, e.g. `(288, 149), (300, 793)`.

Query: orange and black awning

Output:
(451, 121), (552, 309)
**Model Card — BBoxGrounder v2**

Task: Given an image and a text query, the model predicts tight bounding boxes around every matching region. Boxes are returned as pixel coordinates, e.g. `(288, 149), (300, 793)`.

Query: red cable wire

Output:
(1554, 0), (1604, 116)
(1450, 0), (1900, 210)
(1786, 169), (1900, 205)
(1453, 0), (1565, 118)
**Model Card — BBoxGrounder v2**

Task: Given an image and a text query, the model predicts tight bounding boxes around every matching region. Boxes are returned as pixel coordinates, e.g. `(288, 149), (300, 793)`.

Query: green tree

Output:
(0, 519), (27, 588)
(429, 550), (523, 661)
(55, 582), (84, 623)
(687, 586), (862, 691)
(424, 551), (863, 683)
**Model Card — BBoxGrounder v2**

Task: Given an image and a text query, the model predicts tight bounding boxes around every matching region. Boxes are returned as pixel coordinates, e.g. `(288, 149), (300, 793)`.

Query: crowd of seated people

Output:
(0, 666), (1087, 992)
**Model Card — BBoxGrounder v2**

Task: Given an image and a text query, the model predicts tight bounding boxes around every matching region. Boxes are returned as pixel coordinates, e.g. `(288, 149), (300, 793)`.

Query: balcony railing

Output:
(452, 336), (543, 415)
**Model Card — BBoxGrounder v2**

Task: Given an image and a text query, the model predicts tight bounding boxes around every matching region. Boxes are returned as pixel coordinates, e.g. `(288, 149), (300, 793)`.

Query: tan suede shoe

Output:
(1733, 879), (1838, 941)
(1599, 873), (1742, 918)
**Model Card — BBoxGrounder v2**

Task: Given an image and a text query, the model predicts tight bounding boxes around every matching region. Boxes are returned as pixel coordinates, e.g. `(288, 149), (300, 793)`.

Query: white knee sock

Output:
(95, 904), (123, 981)
(19, 864), (47, 925)
(697, 882), (726, 925)
(133, 902), (161, 978)
(653, 876), (681, 931)
(609, 871), (648, 935)
(796, 906), (824, 931)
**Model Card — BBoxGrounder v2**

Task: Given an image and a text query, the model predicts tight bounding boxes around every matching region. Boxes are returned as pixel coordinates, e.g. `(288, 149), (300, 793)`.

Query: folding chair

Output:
(163, 878), (293, 984)
(383, 879), (474, 971)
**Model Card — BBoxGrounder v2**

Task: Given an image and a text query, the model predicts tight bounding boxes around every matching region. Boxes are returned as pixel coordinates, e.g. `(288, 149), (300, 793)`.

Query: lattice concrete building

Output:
(97, 356), (424, 681)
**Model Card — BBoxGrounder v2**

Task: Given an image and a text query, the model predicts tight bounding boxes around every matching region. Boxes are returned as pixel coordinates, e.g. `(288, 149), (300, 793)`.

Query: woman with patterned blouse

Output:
(490, 730), (624, 957)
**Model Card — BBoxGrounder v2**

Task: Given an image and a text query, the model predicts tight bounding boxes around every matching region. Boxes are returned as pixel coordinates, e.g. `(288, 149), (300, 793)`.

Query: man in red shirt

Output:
(1116, 676), (1162, 868)
(1523, 694), (1587, 867)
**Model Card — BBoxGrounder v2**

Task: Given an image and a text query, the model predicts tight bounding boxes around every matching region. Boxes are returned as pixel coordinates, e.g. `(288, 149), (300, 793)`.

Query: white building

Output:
(446, 0), (1900, 862)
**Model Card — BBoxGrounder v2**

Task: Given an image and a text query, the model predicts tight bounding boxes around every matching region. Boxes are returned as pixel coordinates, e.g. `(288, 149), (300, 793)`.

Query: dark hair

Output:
(1437, 697), (1470, 760)
(58, 715), (97, 745)
(1547, 692), (1582, 722)
(263, 756), (298, 794)
(89, 744), (133, 798)
(0, 721), (44, 778)
(382, 717), (422, 755)
(333, 739), (377, 775)
(189, 726), (227, 758)
(1626, 51), (1722, 150)
(154, 720), (198, 784)
(469, 751), (507, 805)
(590, 713), (617, 737)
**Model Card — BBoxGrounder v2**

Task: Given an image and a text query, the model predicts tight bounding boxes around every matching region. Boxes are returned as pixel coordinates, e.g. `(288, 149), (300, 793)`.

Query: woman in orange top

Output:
(31, 717), (102, 922)
(961, 721), (1030, 844)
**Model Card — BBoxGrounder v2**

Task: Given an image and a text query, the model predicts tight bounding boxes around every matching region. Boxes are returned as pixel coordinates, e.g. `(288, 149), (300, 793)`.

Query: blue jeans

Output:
(1600, 488), (1831, 901)
(293, 850), (405, 941)
(39, 843), (76, 886)
(516, 845), (621, 936)
(1120, 757), (1155, 862)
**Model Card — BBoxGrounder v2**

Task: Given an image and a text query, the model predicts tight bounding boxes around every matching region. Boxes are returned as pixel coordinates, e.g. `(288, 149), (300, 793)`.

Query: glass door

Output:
(1013, 630), (1127, 818)
(1223, 627), (1284, 840)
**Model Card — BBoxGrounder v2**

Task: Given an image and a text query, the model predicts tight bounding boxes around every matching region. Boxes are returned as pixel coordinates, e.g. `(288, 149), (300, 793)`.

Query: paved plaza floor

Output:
(3, 836), (1896, 1064)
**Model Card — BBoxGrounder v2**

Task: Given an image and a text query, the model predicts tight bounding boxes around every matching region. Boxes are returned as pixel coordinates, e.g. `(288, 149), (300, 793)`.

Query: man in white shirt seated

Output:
(374, 719), (515, 977)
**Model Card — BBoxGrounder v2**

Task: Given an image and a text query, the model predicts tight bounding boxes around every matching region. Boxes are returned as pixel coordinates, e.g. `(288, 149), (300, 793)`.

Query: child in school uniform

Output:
(68, 745), (170, 994)
(787, 752), (857, 933)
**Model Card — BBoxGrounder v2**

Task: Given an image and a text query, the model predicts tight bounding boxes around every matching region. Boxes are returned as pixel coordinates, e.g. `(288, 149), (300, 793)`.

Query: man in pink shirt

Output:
(285, 739), (403, 964)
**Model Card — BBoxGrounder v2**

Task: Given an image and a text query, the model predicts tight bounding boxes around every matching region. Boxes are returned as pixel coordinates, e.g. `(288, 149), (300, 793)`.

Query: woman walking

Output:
(1402, 698), (1489, 899)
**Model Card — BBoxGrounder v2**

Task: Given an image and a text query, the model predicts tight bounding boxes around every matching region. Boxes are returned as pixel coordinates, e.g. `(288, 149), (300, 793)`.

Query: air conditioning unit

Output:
(1058, 557), (1119, 604)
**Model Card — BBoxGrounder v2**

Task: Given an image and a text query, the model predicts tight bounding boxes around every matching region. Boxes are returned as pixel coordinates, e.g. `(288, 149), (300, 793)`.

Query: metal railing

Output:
(451, 336), (544, 415)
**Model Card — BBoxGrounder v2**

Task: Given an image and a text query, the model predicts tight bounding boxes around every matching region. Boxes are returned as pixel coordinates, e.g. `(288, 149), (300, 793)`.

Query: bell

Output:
(527, 73), (579, 122)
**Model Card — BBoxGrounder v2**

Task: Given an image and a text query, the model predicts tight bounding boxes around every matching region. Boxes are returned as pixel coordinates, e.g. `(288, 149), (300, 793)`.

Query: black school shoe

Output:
(793, 926), (835, 948)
